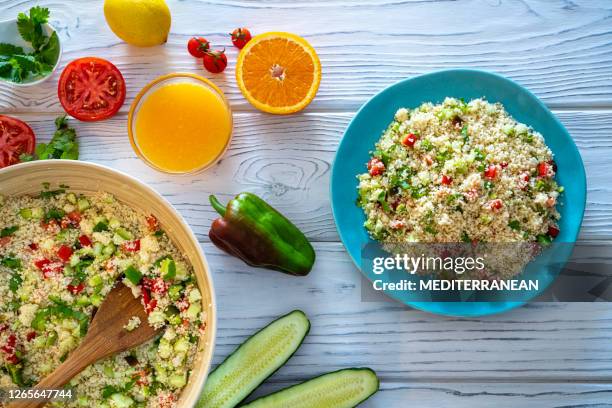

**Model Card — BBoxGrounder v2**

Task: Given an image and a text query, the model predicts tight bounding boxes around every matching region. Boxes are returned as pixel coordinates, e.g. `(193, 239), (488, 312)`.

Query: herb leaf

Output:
(17, 6), (50, 52)
(2, 7), (58, 83)
(0, 43), (25, 56)
(33, 115), (79, 161)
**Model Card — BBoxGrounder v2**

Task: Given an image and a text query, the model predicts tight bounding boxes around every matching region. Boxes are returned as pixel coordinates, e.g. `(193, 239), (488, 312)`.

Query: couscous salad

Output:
(357, 98), (562, 245)
(0, 188), (206, 408)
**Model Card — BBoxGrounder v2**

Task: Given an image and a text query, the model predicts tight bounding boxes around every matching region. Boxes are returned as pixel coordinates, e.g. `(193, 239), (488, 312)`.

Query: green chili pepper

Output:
(209, 193), (316, 276)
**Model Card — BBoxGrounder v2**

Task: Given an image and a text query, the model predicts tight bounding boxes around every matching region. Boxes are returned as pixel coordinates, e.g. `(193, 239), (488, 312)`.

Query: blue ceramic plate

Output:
(330, 69), (586, 317)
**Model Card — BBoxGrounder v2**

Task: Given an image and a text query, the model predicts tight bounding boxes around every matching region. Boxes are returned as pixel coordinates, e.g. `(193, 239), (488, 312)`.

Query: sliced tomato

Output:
(0, 115), (35, 168)
(58, 57), (126, 122)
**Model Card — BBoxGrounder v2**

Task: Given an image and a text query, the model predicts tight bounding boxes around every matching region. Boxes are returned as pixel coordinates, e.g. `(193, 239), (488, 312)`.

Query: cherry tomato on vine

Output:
(231, 28), (252, 49)
(203, 49), (227, 74)
(187, 37), (210, 58)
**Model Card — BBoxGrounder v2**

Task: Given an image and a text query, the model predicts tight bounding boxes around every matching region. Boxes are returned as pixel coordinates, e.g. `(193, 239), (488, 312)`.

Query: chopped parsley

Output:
(0, 226), (18, 237)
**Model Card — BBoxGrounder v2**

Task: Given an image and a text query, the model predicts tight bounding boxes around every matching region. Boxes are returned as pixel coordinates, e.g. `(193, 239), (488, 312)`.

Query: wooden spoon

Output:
(9, 283), (161, 408)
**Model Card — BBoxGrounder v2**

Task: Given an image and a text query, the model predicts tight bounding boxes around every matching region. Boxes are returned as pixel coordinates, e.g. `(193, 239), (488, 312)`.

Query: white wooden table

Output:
(2, 1), (612, 406)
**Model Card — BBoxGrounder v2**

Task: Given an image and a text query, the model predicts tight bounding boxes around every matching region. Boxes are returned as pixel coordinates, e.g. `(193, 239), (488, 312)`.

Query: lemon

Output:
(104, 0), (171, 47)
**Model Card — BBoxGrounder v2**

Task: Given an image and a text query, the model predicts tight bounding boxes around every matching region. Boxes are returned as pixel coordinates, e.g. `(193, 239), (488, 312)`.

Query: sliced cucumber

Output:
(242, 368), (379, 408)
(197, 310), (310, 408)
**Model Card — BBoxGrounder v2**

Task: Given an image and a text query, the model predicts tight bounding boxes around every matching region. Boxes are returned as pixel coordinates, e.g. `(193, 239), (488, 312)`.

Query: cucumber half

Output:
(242, 368), (379, 408)
(197, 310), (310, 408)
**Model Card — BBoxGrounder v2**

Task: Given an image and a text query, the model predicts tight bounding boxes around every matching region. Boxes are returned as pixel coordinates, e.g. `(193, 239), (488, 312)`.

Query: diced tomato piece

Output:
(6, 334), (16, 348)
(67, 283), (85, 295)
(145, 299), (157, 314)
(367, 158), (385, 176)
(78, 235), (92, 247)
(60, 212), (80, 229)
(35, 259), (64, 278)
(40, 219), (58, 232)
(146, 215), (160, 232)
(548, 225), (560, 238)
(134, 370), (149, 386)
(0, 236), (10, 247)
(67, 211), (81, 224)
(34, 258), (51, 270)
(122, 240), (140, 252)
(140, 286), (157, 313)
(141, 287), (151, 305)
(143, 277), (168, 295)
(6, 354), (19, 364)
(401, 133), (418, 147)
(484, 164), (498, 180)
(177, 299), (190, 312)
(151, 279), (168, 295)
(500, 161), (509, 169)
(28, 242), (38, 250)
(489, 199), (503, 211)
(389, 220), (406, 230)
(537, 162), (553, 178)
(441, 175), (453, 185)
(26, 331), (37, 341)
(57, 245), (73, 262)
(0, 324), (8, 332)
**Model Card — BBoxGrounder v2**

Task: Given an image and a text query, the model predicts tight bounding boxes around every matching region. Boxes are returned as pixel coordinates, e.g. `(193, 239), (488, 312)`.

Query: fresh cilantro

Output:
(17, 6), (50, 50)
(22, 115), (79, 163)
(0, 7), (59, 83)
(0, 43), (25, 56)
(36, 115), (79, 160)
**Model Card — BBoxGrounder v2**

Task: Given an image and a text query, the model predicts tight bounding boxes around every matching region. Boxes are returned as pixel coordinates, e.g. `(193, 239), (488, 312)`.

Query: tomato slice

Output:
(58, 57), (126, 122)
(0, 115), (35, 168)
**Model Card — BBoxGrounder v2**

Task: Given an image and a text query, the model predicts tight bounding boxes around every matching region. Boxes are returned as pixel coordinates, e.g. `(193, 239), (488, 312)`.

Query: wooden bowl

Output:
(0, 160), (216, 407)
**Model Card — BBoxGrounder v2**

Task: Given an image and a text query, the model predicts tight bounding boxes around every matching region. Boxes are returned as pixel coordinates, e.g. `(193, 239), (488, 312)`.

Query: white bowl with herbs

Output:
(0, 6), (62, 86)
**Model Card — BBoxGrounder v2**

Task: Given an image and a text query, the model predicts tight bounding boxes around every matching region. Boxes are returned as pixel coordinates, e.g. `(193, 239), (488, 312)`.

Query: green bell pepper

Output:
(209, 193), (315, 276)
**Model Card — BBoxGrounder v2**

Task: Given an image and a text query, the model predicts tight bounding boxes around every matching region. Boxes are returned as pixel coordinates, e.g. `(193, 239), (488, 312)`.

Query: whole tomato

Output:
(187, 37), (210, 58)
(231, 28), (252, 49)
(203, 49), (227, 74)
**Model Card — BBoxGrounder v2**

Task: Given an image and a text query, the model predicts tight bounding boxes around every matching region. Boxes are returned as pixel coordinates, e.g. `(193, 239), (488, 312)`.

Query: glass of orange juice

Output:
(128, 73), (233, 174)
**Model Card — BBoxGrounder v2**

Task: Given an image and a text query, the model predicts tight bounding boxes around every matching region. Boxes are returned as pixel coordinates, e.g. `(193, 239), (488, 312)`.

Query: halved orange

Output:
(236, 32), (321, 115)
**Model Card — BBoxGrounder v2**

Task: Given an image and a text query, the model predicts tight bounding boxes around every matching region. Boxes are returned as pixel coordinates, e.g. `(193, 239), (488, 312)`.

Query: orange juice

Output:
(129, 74), (232, 174)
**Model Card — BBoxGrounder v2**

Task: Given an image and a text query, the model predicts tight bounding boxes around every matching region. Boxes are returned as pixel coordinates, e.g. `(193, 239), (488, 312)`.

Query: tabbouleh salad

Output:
(0, 187), (206, 408)
(357, 98), (562, 245)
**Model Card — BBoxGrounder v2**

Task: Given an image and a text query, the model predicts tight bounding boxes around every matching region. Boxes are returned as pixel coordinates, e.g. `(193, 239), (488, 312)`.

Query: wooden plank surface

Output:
(1, 0), (612, 113)
(208, 242), (612, 382)
(249, 382), (612, 407)
(1, 0), (612, 406)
